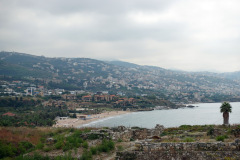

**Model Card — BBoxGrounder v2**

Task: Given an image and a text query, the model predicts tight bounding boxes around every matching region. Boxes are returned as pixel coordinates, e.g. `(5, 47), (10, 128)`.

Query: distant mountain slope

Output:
(106, 60), (140, 68)
(0, 51), (240, 102)
(221, 71), (240, 80)
(0, 53), (53, 78)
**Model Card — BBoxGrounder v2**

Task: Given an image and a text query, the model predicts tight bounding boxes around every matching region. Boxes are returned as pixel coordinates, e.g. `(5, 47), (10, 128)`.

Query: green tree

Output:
(220, 102), (232, 125)
(72, 113), (77, 118)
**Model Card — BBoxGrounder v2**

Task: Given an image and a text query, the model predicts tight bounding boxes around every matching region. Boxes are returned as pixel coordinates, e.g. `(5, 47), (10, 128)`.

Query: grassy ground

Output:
(0, 127), (116, 160)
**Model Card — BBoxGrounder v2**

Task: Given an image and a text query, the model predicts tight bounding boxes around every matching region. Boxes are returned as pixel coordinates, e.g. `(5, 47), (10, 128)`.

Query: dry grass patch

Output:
(0, 127), (50, 145)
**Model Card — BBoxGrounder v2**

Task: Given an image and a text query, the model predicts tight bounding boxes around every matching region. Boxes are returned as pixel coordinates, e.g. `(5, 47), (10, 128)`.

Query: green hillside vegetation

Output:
(1, 51), (240, 103)
(0, 97), (69, 127)
(0, 61), (52, 78)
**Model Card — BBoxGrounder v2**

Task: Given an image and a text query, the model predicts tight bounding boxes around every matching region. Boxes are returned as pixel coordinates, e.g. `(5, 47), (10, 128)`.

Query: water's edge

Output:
(78, 102), (240, 128)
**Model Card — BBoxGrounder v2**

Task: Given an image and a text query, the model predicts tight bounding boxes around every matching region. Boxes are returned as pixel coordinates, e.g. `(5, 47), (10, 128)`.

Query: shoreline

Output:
(53, 111), (131, 128)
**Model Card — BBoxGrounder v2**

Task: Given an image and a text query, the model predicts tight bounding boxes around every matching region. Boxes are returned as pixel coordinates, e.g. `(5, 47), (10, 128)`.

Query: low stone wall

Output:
(117, 151), (240, 160)
(116, 140), (240, 160)
(110, 124), (164, 142)
(135, 141), (240, 152)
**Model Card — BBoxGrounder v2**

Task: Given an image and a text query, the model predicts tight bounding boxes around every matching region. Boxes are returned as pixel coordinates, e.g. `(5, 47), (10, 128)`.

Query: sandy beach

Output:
(53, 111), (131, 128)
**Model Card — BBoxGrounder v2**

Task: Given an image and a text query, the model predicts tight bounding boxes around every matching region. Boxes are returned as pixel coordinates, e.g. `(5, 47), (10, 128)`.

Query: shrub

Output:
(36, 142), (44, 150)
(66, 134), (84, 148)
(40, 137), (46, 143)
(56, 128), (64, 134)
(77, 138), (84, 144)
(0, 142), (16, 159)
(48, 132), (54, 137)
(69, 128), (75, 133)
(179, 125), (192, 130)
(216, 135), (227, 142)
(55, 141), (63, 149)
(160, 132), (167, 136)
(73, 130), (82, 137)
(117, 145), (124, 151)
(82, 141), (88, 149)
(19, 141), (33, 150)
(66, 136), (75, 144)
(83, 129), (91, 133)
(43, 147), (51, 152)
(80, 149), (92, 160)
(117, 139), (123, 142)
(88, 133), (100, 140)
(183, 137), (194, 142)
(97, 139), (115, 153)
(63, 142), (71, 152)
(207, 127), (214, 136)
(16, 153), (50, 160)
(17, 141), (34, 154)
(90, 147), (97, 155)
(74, 147), (78, 154)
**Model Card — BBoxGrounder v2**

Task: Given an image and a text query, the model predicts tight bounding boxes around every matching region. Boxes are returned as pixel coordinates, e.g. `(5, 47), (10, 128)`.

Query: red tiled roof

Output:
(83, 95), (91, 98)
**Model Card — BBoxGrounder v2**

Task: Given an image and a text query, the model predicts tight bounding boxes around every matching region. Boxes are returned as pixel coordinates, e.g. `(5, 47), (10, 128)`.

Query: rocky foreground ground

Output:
(0, 124), (240, 160)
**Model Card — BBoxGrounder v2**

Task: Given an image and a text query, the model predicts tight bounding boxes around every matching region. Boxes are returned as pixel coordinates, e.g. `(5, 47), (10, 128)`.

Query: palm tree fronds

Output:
(220, 101), (232, 113)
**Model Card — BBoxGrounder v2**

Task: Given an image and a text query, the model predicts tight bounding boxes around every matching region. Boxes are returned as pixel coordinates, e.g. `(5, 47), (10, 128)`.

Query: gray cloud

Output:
(0, 0), (240, 72)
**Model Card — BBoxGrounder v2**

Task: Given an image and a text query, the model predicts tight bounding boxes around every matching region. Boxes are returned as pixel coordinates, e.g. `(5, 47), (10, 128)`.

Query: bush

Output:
(75, 138), (83, 148)
(19, 141), (33, 150)
(63, 142), (71, 152)
(0, 142), (16, 159)
(69, 128), (75, 133)
(216, 135), (228, 142)
(179, 125), (192, 130)
(55, 141), (63, 149)
(88, 133), (100, 140)
(36, 142), (44, 150)
(97, 139), (115, 153)
(183, 137), (194, 142)
(117, 145), (124, 151)
(80, 149), (92, 160)
(43, 147), (52, 152)
(16, 153), (50, 160)
(90, 147), (97, 155)
(18, 141), (34, 153)
(82, 141), (88, 149)
(66, 136), (75, 144)
(207, 127), (214, 136)
(73, 130), (82, 137)
(160, 131), (167, 136)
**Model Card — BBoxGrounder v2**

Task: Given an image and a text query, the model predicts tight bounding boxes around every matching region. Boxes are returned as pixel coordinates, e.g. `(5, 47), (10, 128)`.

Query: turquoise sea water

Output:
(79, 102), (240, 128)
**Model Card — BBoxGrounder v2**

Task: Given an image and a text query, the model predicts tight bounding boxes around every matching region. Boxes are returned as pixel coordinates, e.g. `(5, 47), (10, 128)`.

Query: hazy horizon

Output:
(1, 0), (240, 72)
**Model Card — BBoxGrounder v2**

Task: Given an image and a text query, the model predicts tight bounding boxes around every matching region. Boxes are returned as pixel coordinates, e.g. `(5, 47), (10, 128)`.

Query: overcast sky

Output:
(1, 0), (240, 72)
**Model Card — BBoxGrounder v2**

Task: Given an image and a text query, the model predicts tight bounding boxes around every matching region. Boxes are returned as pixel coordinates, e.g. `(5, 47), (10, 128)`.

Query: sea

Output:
(79, 102), (240, 129)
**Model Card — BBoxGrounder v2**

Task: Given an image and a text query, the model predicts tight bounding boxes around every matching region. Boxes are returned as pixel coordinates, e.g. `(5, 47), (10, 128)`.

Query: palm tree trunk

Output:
(223, 112), (229, 125)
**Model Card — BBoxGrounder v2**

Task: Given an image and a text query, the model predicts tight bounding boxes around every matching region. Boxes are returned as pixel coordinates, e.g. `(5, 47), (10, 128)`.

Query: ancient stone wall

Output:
(117, 150), (240, 160)
(116, 140), (240, 160)
(110, 124), (164, 142)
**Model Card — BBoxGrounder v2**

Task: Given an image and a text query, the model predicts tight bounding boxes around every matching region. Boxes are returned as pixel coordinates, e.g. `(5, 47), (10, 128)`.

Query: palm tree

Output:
(220, 102), (232, 125)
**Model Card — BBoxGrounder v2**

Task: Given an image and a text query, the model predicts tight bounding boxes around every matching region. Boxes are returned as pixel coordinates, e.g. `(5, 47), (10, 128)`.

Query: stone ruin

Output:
(110, 124), (164, 142)
(79, 124), (165, 142)
(116, 139), (240, 160)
